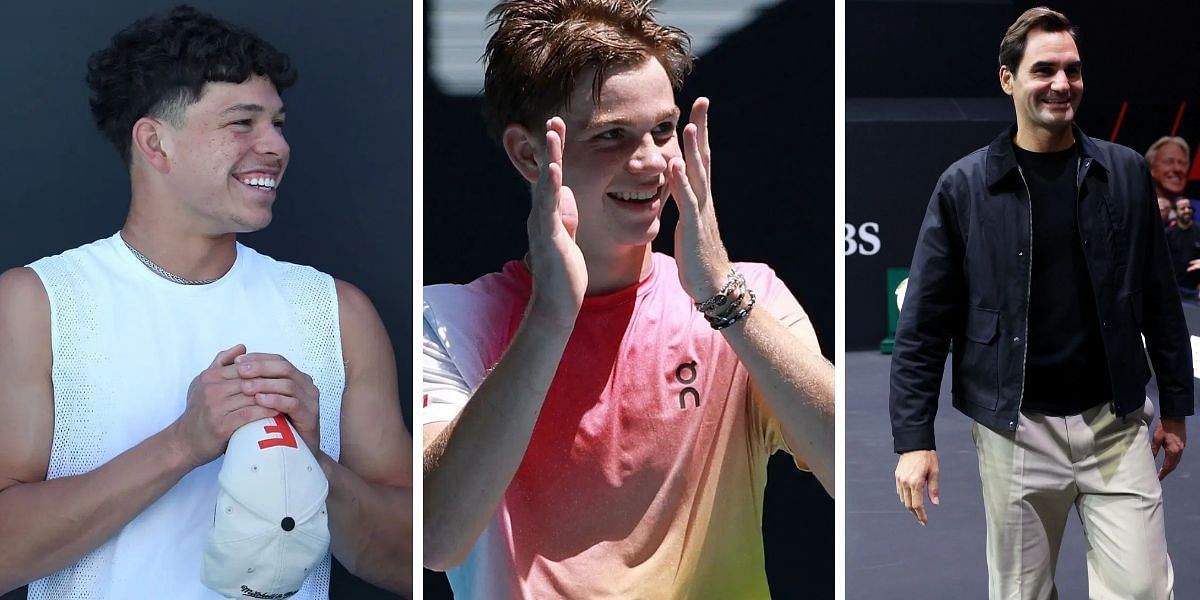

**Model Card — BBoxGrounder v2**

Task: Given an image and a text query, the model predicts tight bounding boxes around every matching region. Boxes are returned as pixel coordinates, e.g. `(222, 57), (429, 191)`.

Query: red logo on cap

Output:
(258, 416), (299, 450)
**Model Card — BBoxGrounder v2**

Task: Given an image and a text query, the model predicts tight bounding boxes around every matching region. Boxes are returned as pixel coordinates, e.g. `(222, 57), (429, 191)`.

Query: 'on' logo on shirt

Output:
(676, 360), (700, 409)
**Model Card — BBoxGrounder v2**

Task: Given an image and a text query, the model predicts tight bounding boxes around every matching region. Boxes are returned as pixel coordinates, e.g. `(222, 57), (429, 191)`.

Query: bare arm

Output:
(725, 307), (835, 495)
(423, 310), (574, 571)
(0, 268), (275, 592)
(321, 280), (413, 594)
(423, 117), (586, 571)
(665, 98), (834, 495)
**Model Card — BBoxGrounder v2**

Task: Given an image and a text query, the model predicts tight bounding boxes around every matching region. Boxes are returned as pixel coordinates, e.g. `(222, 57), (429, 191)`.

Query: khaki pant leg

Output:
(1071, 400), (1174, 600)
(973, 416), (1077, 600)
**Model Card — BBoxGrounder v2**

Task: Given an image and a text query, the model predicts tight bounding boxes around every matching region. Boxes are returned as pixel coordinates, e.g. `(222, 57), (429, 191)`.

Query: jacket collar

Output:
(985, 123), (1107, 189)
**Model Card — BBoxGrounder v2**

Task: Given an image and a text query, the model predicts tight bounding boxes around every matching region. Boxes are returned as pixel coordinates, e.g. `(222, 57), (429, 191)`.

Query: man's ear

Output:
(999, 66), (1014, 96)
(502, 123), (543, 183)
(131, 116), (172, 174)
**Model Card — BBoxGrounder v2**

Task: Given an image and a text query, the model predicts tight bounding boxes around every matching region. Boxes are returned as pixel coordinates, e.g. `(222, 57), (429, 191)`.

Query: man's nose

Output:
(1050, 71), (1071, 92)
(255, 125), (290, 158)
(627, 134), (668, 174)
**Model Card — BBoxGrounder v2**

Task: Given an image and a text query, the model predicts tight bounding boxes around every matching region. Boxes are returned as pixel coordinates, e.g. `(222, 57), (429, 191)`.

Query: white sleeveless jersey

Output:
(25, 233), (344, 600)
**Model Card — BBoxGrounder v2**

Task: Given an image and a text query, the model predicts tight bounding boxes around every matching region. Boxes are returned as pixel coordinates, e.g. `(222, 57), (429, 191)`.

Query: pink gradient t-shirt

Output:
(423, 253), (812, 599)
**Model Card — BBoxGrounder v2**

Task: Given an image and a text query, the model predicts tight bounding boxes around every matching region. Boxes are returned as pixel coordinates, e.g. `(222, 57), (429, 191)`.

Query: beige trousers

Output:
(972, 399), (1173, 600)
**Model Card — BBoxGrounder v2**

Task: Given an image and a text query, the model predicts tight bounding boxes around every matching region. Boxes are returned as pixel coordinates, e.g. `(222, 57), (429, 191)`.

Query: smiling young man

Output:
(421, 1), (834, 598)
(890, 7), (1192, 599)
(0, 7), (411, 598)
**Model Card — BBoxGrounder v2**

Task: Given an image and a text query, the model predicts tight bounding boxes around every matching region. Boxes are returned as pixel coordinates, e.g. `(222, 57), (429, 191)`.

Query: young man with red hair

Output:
(422, 1), (834, 597)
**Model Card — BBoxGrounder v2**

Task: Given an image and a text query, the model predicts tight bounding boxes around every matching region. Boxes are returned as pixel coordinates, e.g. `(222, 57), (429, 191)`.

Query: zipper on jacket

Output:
(1014, 165), (1033, 431)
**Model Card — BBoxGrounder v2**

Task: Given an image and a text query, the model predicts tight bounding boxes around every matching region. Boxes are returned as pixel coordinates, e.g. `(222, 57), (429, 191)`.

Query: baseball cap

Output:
(202, 416), (330, 599)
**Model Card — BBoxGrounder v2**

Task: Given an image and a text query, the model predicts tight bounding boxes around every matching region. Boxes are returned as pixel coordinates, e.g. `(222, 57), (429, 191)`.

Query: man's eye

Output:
(229, 119), (252, 127)
(273, 121), (286, 130)
(652, 122), (676, 136)
(596, 129), (623, 141)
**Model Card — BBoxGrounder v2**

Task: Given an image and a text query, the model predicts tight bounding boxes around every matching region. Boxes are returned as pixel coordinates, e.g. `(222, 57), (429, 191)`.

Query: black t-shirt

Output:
(1013, 144), (1111, 415)
(1164, 223), (1200, 290)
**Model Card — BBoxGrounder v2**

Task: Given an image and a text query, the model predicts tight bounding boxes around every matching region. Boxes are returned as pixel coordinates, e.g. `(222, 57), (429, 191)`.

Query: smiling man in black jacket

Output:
(889, 7), (1192, 599)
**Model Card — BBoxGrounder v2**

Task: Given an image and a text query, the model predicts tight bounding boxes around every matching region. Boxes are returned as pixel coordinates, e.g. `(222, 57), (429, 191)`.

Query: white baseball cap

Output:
(202, 416), (330, 599)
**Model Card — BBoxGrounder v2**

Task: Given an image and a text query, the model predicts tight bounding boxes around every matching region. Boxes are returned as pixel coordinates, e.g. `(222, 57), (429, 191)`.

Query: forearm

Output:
(888, 334), (949, 452)
(422, 309), (574, 570)
(1142, 180), (1195, 413)
(318, 453), (412, 595)
(721, 308), (835, 495)
(0, 426), (192, 592)
(1145, 255), (1195, 414)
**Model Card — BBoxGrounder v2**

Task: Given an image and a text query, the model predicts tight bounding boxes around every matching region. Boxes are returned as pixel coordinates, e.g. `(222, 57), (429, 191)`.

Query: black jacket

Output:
(890, 125), (1195, 453)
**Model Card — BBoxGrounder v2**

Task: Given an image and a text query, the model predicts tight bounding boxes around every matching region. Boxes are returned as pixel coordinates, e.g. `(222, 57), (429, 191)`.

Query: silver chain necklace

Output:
(122, 238), (220, 286)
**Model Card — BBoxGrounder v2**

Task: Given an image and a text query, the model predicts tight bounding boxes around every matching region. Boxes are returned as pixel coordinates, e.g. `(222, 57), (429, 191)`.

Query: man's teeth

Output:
(240, 176), (277, 190)
(611, 190), (656, 201)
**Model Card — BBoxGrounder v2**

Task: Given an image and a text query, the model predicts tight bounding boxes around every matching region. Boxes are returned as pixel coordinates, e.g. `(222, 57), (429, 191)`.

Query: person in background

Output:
(1166, 197), (1200, 298)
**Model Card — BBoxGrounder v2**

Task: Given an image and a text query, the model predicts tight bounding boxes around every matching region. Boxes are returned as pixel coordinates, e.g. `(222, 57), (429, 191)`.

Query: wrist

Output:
(689, 264), (732, 302)
(315, 449), (337, 481)
(695, 267), (756, 330)
(158, 422), (202, 472)
(524, 297), (580, 333)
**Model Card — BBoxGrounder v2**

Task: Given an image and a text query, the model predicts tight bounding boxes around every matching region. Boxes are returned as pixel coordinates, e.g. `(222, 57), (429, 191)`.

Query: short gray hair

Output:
(1146, 136), (1191, 168)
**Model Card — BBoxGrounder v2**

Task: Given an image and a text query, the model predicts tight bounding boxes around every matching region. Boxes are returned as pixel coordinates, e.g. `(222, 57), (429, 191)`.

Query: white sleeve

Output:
(422, 301), (471, 426)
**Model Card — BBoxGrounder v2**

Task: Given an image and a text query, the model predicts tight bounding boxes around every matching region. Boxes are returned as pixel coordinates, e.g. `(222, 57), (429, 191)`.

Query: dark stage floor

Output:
(845, 350), (1200, 598)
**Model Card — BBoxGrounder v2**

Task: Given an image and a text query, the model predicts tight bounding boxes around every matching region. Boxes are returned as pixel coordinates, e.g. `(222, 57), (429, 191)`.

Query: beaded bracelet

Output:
(707, 288), (756, 330)
(709, 286), (745, 321)
(695, 268), (745, 316)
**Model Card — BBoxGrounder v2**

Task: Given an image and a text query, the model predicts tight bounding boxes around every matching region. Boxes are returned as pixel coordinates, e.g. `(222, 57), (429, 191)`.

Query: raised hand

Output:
(172, 344), (281, 468)
(668, 97), (732, 302)
(526, 117), (587, 327)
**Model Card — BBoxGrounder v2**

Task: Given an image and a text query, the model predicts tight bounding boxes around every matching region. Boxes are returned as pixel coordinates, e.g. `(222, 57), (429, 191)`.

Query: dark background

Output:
(423, 0), (834, 597)
(0, 2), (410, 598)
(846, 1), (1200, 597)
(846, 0), (1200, 350)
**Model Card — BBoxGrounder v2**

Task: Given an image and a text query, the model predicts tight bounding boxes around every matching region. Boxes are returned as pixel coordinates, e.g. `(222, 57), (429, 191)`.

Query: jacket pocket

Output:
(965, 306), (999, 343)
(958, 307), (1000, 410)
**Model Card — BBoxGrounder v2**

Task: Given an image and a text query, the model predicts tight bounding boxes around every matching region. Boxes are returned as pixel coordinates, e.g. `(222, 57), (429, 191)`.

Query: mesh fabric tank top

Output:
(26, 233), (344, 600)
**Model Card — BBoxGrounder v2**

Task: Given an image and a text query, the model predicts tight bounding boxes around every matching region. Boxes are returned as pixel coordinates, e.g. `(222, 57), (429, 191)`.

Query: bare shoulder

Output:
(332, 278), (409, 483)
(0, 267), (54, 490)
(0, 266), (49, 315)
(334, 278), (377, 322)
(333, 278), (391, 368)
(0, 266), (51, 364)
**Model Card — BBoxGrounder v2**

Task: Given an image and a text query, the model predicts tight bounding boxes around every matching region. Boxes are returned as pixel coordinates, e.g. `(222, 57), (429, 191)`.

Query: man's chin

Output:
(230, 212), (273, 233)
(578, 222), (661, 255)
(1040, 112), (1074, 125)
(623, 220), (661, 247)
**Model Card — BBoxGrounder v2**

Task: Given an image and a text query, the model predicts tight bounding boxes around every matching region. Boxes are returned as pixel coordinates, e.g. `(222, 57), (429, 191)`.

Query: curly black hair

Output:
(87, 5), (297, 165)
